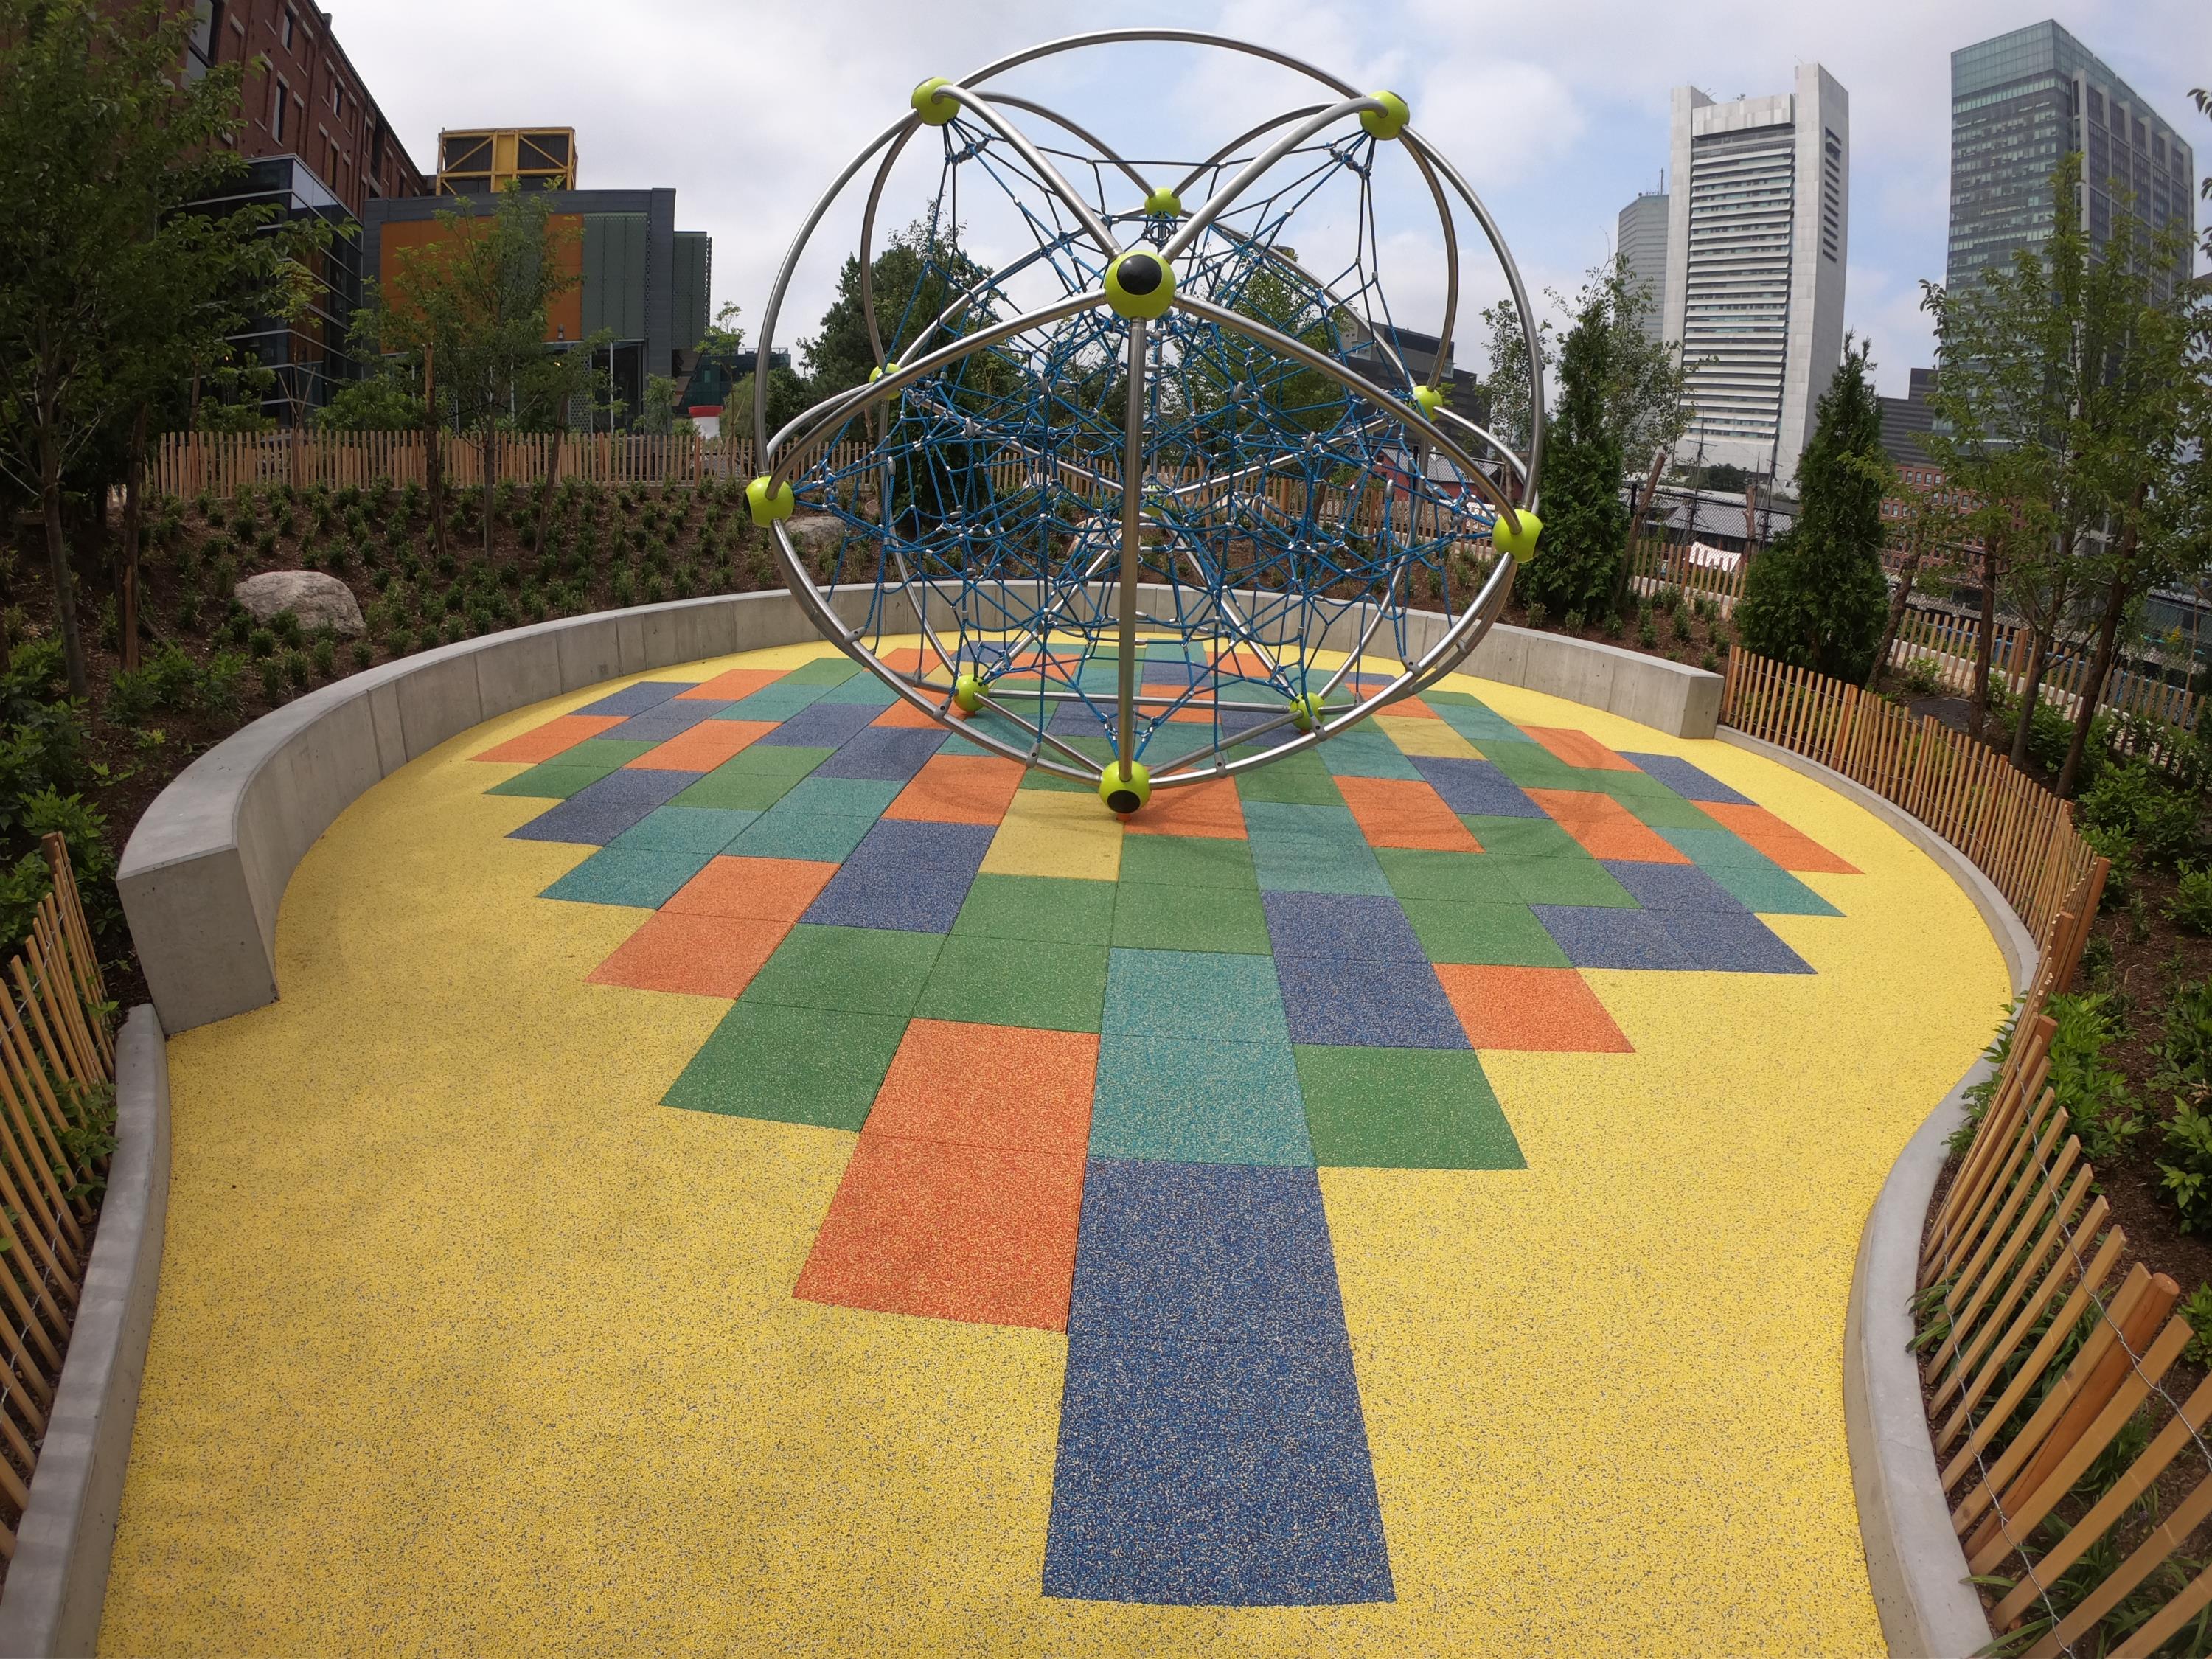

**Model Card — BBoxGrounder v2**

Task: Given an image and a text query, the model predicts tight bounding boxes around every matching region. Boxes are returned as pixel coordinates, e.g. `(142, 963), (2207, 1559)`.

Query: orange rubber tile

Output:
(1210, 645), (1280, 678)
(676, 669), (783, 702)
(471, 714), (625, 765)
(1436, 964), (1633, 1053)
(866, 1019), (1097, 1156)
(1524, 789), (1691, 864)
(1337, 776), (1483, 852)
(1697, 801), (1862, 874)
(873, 698), (957, 728)
(793, 1135), (1087, 1332)
(663, 855), (837, 921)
(1524, 726), (1637, 771)
(585, 912), (789, 1000)
(626, 720), (777, 772)
(1386, 696), (1440, 719)
(885, 754), (1026, 824)
(1121, 779), (1248, 840)
(876, 646), (930, 676)
(1141, 684), (1212, 723)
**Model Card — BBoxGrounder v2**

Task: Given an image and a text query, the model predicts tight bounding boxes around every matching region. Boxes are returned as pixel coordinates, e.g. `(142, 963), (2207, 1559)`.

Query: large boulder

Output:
(233, 571), (365, 638)
(785, 515), (846, 563)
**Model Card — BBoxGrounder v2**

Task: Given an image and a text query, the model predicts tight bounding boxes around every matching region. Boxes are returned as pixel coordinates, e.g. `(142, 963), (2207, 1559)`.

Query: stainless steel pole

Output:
(1116, 316), (1146, 782)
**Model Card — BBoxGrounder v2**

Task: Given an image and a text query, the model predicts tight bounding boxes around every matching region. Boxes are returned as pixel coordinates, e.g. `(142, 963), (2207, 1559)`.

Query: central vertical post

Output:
(1116, 316), (1147, 785)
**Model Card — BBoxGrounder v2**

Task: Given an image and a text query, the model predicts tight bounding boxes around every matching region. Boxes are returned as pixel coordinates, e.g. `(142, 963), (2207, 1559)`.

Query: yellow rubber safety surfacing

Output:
(1099, 762), (1151, 814)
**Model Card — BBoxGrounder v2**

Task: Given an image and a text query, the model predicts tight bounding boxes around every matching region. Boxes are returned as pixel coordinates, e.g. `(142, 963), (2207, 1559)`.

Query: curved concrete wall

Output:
(119, 588), (1721, 1034)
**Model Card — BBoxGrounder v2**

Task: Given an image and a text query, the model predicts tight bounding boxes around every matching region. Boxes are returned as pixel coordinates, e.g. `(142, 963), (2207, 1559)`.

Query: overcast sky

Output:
(331, 0), (2209, 397)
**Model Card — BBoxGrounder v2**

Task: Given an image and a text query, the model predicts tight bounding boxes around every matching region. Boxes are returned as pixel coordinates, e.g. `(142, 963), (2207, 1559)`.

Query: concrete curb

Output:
(1720, 730), (2025, 1658)
(0, 1006), (170, 1659)
(119, 591), (1720, 1034)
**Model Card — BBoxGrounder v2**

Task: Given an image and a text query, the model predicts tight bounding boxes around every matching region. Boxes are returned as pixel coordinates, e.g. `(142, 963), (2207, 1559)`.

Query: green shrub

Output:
(349, 641), (372, 672)
(2154, 977), (2212, 1106)
(1899, 656), (1945, 699)
(2080, 761), (2201, 867)
(2161, 1105), (2212, 1231)
(259, 658), (283, 703)
(247, 627), (276, 660)
(271, 611), (305, 648)
(2040, 992), (2143, 1164)
(386, 627), (414, 658)
(2171, 868), (2212, 937)
(201, 652), (246, 720)
(1637, 616), (1658, 650)
(2079, 822), (2136, 911)
(310, 636), (336, 679)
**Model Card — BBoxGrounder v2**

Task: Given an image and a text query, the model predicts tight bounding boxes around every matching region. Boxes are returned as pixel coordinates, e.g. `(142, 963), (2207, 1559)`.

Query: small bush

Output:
(201, 652), (246, 720)
(1700, 650), (1718, 672)
(1899, 656), (1945, 699)
(2040, 992), (2142, 1165)
(2081, 761), (2201, 867)
(2079, 822), (2136, 911)
(2170, 868), (2212, 937)
(2155, 977), (2212, 1108)
(259, 658), (283, 703)
(246, 627), (276, 660)
(1638, 616), (1658, 650)
(386, 627), (414, 658)
(1562, 609), (1585, 634)
(310, 636), (336, 679)
(271, 611), (305, 648)
(282, 650), (311, 692)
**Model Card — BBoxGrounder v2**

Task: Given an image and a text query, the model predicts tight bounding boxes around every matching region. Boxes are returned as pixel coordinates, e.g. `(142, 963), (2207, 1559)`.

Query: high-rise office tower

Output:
(1661, 65), (1848, 485)
(1948, 21), (2196, 296)
(1616, 189), (1672, 342)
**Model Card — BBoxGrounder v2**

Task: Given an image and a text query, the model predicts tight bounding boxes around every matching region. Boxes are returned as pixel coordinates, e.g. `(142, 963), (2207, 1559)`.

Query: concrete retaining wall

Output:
(0, 1006), (171, 1658)
(120, 589), (1720, 1035)
(1722, 731), (2024, 1658)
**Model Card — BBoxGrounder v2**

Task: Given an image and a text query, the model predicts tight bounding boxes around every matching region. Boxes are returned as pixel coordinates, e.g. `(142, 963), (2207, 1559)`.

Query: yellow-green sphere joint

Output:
(1144, 185), (1183, 217)
(1412, 383), (1447, 417)
(1360, 90), (1411, 140)
(1100, 762), (1151, 814)
(1104, 251), (1176, 321)
(952, 672), (985, 714)
(746, 476), (795, 527)
(911, 77), (959, 127)
(1493, 507), (1543, 560)
(1289, 692), (1326, 733)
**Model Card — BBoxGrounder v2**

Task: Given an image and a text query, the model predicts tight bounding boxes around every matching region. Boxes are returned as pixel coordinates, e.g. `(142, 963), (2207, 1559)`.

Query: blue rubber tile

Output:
(1619, 752), (1753, 805)
(1104, 949), (1289, 1045)
(1047, 698), (1114, 737)
(771, 776), (905, 820)
(572, 681), (688, 717)
(800, 863), (975, 933)
(1261, 892), (1426, 961)
(1068, 1161), (1344, 1342)
(1315, 725), (1423, 780)
(1600, 860), (1748, 914)
(591, 699), (726, 745)
(540, 846), (714, 908)
(1043, 1333), (1393, 1606)
(1139, 658), (1209, 685)
(1088, 1035), (1312, 1166)
(757, 699), (881, 748)
(506, 769), (694, 846)
(813, 726), (948, 781)
(1275, 957), (1470, 1048)
(1703, 860), (1842, 917)
(723, 813), (879, 862)
(717, 684), (830, 721)
(608, 806), (757, 856)
(1655, 908), (1815, 974)
(1534, 905), (1691, 970)
(846, 818), (995, 874)
(1412, 756), (1546, 818)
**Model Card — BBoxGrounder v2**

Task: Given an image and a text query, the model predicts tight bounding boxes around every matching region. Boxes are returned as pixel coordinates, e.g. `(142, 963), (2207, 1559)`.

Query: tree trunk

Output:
(2010, 631), (2051, 771)
(38, 425), (88, 698)
(120, 402), (149, 674)
(1868, 542), (1926, 690)
(482, 428), (498, 561)
(1615, 448), (1667, 619)
(533, 431), (562, 566)
(1970, 543), (1998, 742)
(424, 349), (448, 560)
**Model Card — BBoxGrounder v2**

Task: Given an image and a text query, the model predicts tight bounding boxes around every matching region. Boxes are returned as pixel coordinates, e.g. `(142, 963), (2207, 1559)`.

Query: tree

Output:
(1736, 338), (1891, 680)
(800, 217), (997, 398)
(1867, 469), (1976, 689)
(0, 0), (298, 695)
(1473, 296), (1548, 458)
(1518, 290), (1624, 622)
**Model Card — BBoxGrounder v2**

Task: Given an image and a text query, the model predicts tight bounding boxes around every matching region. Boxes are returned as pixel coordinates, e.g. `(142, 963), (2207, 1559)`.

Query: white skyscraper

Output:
(1661, 64), (1848, 485)
(1616, 190), (1672, 344)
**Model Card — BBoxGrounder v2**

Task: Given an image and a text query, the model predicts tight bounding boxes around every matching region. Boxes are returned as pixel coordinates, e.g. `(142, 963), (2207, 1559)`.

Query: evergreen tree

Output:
(1736, 338), (1891, 681)
(1519, 293), (1624, 621)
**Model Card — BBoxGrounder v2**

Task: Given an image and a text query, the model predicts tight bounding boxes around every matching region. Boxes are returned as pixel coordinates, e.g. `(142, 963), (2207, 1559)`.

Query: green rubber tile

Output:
(1613, 790), (1726, 830)
(717, 684), (830, 721)
(541, 846), (714, 909)
(1234, 753), (1346, 807)
(1401, 899), (1572, 966)
(1434, 700), (1529, 743)
(489, 763), (614, 800)
(1116, 834), (1259, 890)
(668, 767), (806, 812)
(1316, 724), (1424, 780)
(1088, 1034), (1313, 1166)
(1461, 815), (1585, 860)
(1018, 768), (1096, 793)
(912, 936), (1110, 1033)
(741, 925), (945, 1017)
(1295, 1046), (1524, 1170)
(1378, 848), (1523, 905)
(1112, 883), (1271, 953)
(773, 776), (904, 818)
(815, 675), (897, 705)
(781, 655), (866, 684)
(723, 743), (836, 779)
(723, 811), (880, 863)
(663, 1001), (908, 1130)
(1705, 860), (1842, 917)
(609, 807), (758, 855)
(953, 874), (1119, 943)
(1494, 857), (1637, 908)
(1475, 742), (1586, 790)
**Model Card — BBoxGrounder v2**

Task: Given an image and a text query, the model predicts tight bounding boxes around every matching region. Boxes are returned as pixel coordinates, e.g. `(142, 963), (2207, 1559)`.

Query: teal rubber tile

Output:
(1401, 900), (1573, 966)
(772, 776), (905, 819)
(815, 676), (900, 706)
(540, 846), (715, 908)
(1494, 858), (1638, 908)
(718, 684), (831, 721)
(781, 655), (866, 685)
(953, 874), (1119, 943)
(1105, 948), (1290, 1045)
(608, 807), (758, 855)
(914, 936), (1110, 1032)
(1378, 848), (1523, 905)
(724, 812), (879, 863)
(1434, 700), (1531, 744)
(1243, 804), (1391, 897)
(740, 924), (944, 1017)
(1611, 790), (1727, 831)
(1089, 1034), (1314, 1166)
(1660, 827), (1776, 868)
(1315, 724), (1424, 780)
(1704, 860), (1843, 917)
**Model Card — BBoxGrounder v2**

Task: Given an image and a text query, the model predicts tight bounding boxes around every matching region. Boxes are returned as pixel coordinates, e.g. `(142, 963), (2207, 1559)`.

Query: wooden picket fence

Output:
(1628, 538), (1748, 613)
(0, 835), (114, 1565)
(1907, 861), (2212, 1654)
(1721, 650), (2099, 942)
(1887, 603), (2202, 742)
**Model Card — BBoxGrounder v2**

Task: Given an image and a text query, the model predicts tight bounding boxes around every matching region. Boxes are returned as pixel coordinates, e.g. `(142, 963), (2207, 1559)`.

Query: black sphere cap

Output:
(1117, 254), (1163, 296)
(1105, 786), (1143, 813)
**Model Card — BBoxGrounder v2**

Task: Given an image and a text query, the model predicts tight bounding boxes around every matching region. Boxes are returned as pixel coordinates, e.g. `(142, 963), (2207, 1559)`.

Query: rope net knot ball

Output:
(752, 32), (1546, 810)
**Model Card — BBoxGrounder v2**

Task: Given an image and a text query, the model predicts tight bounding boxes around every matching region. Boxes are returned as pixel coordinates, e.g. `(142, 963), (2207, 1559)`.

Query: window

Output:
(280, 7), (294, 49)
(271, 77), (289, 142)
(328, 140), (340, 187)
